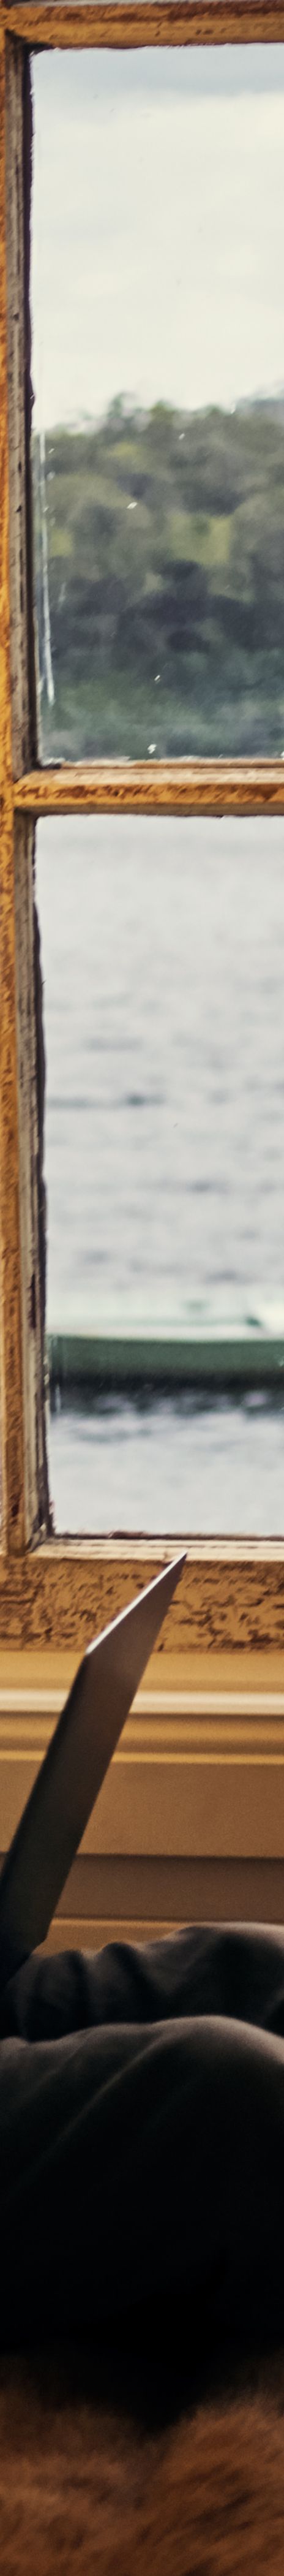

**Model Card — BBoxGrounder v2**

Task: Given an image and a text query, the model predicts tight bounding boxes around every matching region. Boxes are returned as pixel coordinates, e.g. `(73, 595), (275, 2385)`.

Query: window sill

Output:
(1, 1535), (284, 1651)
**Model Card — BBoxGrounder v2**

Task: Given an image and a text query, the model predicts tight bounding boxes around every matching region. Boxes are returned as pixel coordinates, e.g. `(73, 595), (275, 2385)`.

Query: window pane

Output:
(36, 814), (284, 1533)
(31, 47), (284, 759)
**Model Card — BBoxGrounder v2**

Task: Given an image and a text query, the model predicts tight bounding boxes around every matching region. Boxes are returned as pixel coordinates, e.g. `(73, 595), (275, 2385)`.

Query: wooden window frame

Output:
(1, 0), (284, 1687)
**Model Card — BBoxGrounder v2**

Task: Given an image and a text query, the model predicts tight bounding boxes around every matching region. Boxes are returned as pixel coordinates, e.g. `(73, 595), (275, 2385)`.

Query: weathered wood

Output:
(13, 816), (52, 1535)
(4, 39), (29, 774)
(1, 0), (283, 1662)
(0, 1539), (284, 1650)
(4, 1), (284, 48)
(13, 760), (284, 818)
(0, 23), (26, 1552)
(0, 31), (51, 1546)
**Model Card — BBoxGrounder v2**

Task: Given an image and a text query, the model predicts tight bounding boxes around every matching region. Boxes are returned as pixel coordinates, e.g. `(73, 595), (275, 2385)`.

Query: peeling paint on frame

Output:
(1, 1), (283, 1656)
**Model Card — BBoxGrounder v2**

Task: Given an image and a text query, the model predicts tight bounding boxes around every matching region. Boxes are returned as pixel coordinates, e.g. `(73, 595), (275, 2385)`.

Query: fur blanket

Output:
(1, 2345), (284, 2573)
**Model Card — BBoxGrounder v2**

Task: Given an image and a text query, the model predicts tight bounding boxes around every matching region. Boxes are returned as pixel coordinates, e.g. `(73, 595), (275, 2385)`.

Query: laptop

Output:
(0, 1552), (186, 1987)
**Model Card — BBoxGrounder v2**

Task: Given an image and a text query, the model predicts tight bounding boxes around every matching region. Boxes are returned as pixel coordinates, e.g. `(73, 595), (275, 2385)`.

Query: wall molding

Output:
(1, 1692), (284, 1910)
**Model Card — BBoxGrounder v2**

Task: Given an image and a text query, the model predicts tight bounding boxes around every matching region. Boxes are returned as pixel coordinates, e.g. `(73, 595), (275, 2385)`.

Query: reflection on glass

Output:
(31, 48), (284, 758)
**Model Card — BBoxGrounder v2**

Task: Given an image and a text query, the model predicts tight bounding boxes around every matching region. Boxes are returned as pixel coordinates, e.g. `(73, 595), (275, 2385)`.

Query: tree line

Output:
(32, 394), (284, 757)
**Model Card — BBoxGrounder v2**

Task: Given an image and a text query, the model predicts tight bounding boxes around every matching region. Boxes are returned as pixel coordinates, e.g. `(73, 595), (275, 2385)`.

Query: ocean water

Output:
(36, 813), (284, 1531)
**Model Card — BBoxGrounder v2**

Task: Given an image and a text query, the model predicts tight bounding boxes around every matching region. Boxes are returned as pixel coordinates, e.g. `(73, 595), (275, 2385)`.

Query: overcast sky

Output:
(31, 47), (284, 428)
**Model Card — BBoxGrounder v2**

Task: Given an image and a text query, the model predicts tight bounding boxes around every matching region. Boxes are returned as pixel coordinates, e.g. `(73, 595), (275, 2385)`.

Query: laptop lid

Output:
(0, 1553), (186, 1985)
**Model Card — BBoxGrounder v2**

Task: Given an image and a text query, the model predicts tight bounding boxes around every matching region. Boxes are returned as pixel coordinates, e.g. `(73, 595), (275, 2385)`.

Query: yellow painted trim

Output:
(0, 24), (26, 1552)
(1, 1538), (284, 1651)
(4, 1), (284, 47)
(1, 1688), (284, 1863)
(13, 760), (284, 818)
(1, 3), (284, 1681)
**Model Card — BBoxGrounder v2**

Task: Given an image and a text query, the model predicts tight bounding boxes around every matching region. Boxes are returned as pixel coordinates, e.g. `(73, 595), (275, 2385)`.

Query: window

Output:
(1, 0), (284, 1689)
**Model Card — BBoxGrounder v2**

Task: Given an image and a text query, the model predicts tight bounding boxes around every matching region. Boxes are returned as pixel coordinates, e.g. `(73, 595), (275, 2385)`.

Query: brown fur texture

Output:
(1, 2352), (284, 2572)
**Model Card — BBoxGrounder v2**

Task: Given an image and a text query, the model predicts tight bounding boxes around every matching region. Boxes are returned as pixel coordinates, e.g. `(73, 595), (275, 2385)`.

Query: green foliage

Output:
(33, 396), (284, 757)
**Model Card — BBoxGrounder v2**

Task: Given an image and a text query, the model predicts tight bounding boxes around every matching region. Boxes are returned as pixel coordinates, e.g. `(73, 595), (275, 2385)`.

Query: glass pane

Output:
(36, 813), (284, 1533)
(31, 46), (284, 759)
